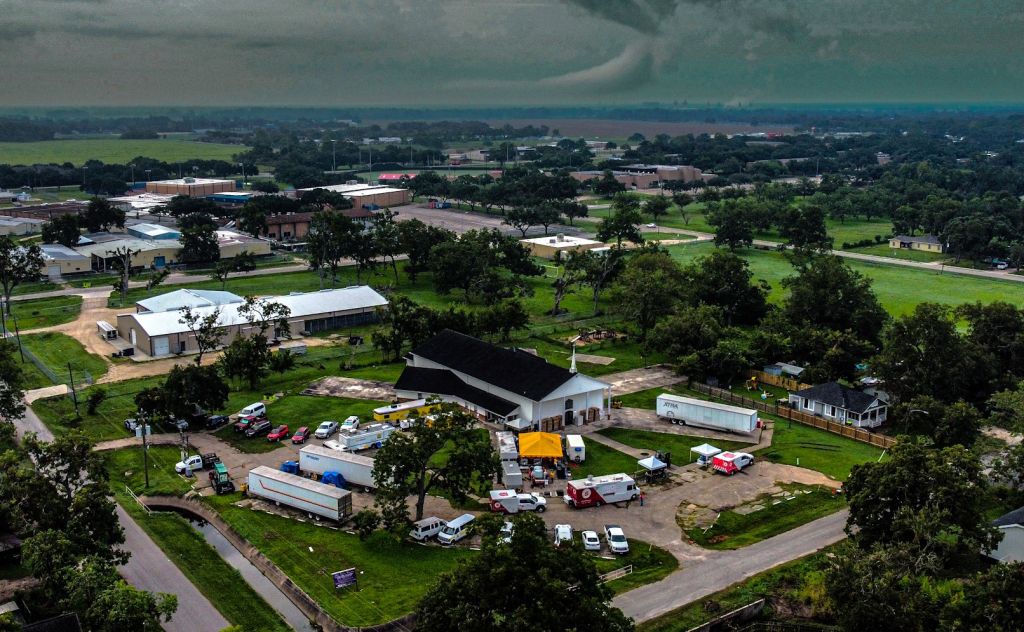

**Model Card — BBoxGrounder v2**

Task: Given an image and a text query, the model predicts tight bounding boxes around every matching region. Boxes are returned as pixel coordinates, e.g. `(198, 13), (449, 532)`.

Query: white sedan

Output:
(554, 524), (573, 547)
(582, 530), (601, 551)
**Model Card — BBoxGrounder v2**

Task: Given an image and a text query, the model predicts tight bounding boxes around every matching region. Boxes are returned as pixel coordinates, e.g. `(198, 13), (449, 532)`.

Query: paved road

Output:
(13, 402), (228, 632)
(613, 509), (849, 623)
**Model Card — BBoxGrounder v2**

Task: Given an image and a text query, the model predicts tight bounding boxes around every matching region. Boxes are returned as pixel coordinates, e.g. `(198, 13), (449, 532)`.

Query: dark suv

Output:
(245, 419), (273, 438)
(206, 415), (229, 430)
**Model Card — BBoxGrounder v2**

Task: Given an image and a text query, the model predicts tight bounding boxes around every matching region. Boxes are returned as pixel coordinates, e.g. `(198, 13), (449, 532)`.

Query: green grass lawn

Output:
(0, 139), (247, 166)
(33, 375), (166, 442)
(667, 241), (1024, 316)
(205, 493), (473, 627)
(641, 232), (695, 241)
(213, 395), (388, 454)
(849, 242), (947, 262)
(8, 295), (82, 330)
(105, 445), (194, 497)
(572, 437), (640, 478)
(525, 333), (663, 377)
(591, 539), (678, 595)
(597, 428), (753, 463)
(757, 419), (885, 480)
(686, 485), (845, 550)
(10, 280), (61, 295)
(639, 550), (831, 632)
(18, 332), (108, 389)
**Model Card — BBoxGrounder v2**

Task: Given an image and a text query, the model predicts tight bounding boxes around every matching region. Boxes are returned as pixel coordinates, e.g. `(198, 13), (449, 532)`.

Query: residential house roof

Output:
(394, 366), (519, 416)
(893, 234), (942, 245)
(993, 506), (1024, 528)
(408, 329), (575, 401)
(792, 382), (881, 414)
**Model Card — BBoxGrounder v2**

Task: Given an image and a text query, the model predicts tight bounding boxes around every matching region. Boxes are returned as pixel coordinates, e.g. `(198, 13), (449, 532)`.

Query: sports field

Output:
(0, 138), (246, 166)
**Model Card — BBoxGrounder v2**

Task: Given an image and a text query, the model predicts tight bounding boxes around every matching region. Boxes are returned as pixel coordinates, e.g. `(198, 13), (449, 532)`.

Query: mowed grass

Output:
(9, 295), (82, 329)
(591, 539), (679, 594)
(686, 485), (845, 550)
(0, 138), (246, 166)
(667, 241), (1024, 315)
(597, 428), (754, 463)
(205, 493), (474, 627)
(572, 438), (640, 478)
(19, 332), (108, 389)
(105, 445), (194, 497)
(757, 419), (884, 480)
(525, 334), (663, 377)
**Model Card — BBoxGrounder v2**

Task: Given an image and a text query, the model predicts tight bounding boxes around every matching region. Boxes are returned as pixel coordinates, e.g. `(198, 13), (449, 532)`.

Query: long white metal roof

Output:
(127, 285), (388, 337)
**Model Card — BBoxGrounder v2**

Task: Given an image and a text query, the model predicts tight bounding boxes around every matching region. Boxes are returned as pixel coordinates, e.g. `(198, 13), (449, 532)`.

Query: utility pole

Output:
(67, 362), (79, 417)
(12, 313), (23, 362)
(142, 415), (149, 489)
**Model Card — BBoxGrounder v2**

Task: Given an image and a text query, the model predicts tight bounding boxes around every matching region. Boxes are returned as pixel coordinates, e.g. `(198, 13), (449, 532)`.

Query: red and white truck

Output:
(711, 451), (755, 475)
(563, 473), (638, 509)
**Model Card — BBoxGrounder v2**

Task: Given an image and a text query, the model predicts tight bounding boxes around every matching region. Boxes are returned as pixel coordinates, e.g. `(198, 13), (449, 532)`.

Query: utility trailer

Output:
(496, 431), (518, 462)
(325, 423), (396, 452)
(299, 444), (376, 490)
(247, 465), (352, 521)
(656, 394), (758, 433)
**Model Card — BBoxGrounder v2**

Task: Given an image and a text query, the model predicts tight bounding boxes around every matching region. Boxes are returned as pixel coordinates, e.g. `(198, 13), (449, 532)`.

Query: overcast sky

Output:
(1, 0), (1023, 107)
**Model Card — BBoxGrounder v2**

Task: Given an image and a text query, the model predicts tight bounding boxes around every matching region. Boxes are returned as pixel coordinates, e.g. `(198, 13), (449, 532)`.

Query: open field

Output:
(0, 138), (247, 166)
(19, 332), (108, 389)
(757, 419), (885, 480)
(9, 295), (82, 329)
(667, 241), (1024, 315)
(205, 493), (473, 627)
(572, 437), (642, 478)
(686, 485), (844, 550)
(596, 428), (752, 461)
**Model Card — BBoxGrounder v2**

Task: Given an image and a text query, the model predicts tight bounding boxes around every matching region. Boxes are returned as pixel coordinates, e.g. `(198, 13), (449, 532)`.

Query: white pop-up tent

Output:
(638, 456), (667, 472)
(690, 443), (722, 465)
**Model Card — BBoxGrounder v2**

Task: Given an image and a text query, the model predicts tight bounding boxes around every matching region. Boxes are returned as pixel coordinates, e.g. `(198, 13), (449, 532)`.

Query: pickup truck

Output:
(604, 525), (629, 555)
(175, 452), (219, 474)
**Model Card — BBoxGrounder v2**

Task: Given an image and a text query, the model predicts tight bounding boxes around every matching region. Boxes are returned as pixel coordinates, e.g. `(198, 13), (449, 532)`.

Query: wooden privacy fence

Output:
(746, 369), (811, 392)
(691, 382), (897, 449)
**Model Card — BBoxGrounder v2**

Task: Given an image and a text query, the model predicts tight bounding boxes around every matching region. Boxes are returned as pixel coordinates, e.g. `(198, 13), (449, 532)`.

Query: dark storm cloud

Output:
(0, 0), (1022, 105)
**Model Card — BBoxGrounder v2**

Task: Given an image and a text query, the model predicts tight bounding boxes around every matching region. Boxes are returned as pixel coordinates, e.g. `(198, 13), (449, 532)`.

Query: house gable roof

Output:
(792, 382), (880, 414)
(409, 329), (574, 401)
(993, 506), (1024, 528)
(394, 366), (519, 416)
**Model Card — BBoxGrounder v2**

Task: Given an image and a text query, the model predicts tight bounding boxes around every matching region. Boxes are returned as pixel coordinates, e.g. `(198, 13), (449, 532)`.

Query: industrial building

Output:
(127, 223), (181, 240)
(72, 229), (269, 272)
(520, 234), (605, 259)
(393, 329), (611, 431)
(0, 216), (45, 236)
(263, 208), (373, 241)
(108, 192), (176, 214)
(40, 244), (90, 277)
(570, 164), (710, 189)
(115, 286), (388, 357)
(145, 178), (236, 197)
(135, 289), (244, 314)
(294, 183), (411, 208)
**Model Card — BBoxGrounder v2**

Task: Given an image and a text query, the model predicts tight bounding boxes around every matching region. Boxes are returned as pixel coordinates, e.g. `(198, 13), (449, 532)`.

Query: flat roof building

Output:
(145, 178), (236, 197)
(40, 244), (90, 277)
(115, 286), (388, 358)
(295, 183), (411, 209)
(520, 234), (605, 259)
(108, 192), (176, 214)
(127, 223), (181, 240)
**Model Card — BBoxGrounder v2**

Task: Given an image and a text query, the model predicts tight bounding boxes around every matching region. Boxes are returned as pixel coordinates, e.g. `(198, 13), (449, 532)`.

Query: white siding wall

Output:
(991, 525), (1024, 563)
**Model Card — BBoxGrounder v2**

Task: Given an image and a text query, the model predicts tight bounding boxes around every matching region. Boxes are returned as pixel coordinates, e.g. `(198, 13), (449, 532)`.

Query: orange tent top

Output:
(518, 432), (563, 459)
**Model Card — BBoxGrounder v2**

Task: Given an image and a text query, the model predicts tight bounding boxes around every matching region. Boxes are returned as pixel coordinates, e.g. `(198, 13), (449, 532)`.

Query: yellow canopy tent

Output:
(518, 432), (563, 459)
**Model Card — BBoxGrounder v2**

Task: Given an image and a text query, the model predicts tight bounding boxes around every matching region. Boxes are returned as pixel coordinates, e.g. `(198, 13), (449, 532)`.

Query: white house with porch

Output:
(393, 329), (611, 430)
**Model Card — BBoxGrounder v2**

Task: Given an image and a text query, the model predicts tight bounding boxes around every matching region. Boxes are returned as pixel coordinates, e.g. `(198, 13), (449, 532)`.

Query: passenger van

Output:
(437, 514), (475, 546)
(238, 402), (266, 418)
(409, 516), (445, 542)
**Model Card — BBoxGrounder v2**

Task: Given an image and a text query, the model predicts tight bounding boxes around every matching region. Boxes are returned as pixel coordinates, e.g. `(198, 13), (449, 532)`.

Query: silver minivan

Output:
(437, 514), (475, 545)
(409, 516), (445, 542)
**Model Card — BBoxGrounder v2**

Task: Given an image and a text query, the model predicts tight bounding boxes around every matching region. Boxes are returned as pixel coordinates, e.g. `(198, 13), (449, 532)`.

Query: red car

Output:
(266, 424), (290, 442)
(291, 427), (310, 444)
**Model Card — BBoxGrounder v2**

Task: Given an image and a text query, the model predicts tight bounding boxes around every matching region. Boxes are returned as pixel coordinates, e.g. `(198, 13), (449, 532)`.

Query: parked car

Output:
(245, 419), (273, 438)
(124, 418), (140, 433)
(645, 222), (657, 228)
(238, 402), (267, 418)
(340, 416), (360, 432)
(234, 415), (262, 433)
(266, 424), (290, 442)
(996, 261), (1009, 270)
(582, 530), (601, 551)
(604, 525), (629, 554)
(206, 415), (229, 430)
(291, 427), (310, 444)
(315, 420), (339, 439)
(554, 524), (573, 547)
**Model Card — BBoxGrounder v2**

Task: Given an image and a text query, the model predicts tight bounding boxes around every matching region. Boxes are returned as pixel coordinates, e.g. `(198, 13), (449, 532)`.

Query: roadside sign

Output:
(333, 568), (357, 589)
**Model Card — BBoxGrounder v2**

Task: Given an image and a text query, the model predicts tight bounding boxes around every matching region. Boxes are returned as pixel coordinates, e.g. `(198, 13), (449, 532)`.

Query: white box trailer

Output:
(330, 423), (396, 452)
(496, 431), (519, 462)
(247, 466), (353, 521)
(656, 394), (758, 433)
(501, 461), (523, 489)
(299, 444), (376, 490)
(565, 434), (585, 463)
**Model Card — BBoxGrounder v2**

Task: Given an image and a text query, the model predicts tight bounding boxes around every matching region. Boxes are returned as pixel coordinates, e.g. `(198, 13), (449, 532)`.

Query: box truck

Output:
(247, 466), (352, 521)
(563, 473), (638, 509)
(565, 434), (586, 462)
(299, 444), (376, 490)
(323, 423), (396, 452)
(656, 394), (758, 433)
(495, 431), (519, 462)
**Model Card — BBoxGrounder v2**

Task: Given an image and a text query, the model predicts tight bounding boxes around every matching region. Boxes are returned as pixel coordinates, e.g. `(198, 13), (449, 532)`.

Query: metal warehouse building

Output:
(145, 177), (236, 197)
(115, 286), (388, 357)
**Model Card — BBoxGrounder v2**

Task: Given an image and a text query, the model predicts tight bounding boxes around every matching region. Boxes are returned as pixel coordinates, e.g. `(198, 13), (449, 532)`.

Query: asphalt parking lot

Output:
(397, 203), (587, 237)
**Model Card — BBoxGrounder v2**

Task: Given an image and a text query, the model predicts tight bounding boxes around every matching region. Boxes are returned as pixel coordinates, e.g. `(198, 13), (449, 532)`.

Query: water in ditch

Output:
(189, 518), (317, 632)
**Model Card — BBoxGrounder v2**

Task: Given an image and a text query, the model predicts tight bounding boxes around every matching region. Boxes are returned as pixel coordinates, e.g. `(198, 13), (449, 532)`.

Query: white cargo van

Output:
(437, 514), (475, 545)
(409, 516), (445, 541)
(238, 402), (266, 418)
